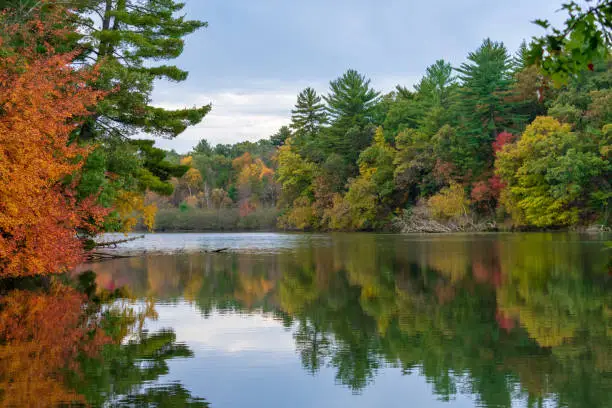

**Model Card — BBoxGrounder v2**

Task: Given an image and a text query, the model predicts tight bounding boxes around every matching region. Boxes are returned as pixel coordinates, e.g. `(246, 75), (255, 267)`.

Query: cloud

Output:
(152, 305), (296, 355)
(151, 87), (294, 152)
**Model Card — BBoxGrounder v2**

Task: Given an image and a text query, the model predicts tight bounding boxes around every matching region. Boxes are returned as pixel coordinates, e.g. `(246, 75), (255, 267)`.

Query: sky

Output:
(151, 0), (568, 153)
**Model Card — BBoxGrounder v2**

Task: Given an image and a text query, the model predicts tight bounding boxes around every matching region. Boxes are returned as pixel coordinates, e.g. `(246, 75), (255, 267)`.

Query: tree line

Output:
(163, 42), (611, 232)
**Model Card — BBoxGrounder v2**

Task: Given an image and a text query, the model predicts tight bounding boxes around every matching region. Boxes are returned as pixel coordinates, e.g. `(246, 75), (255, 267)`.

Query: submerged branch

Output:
(95, 235), (145, 248)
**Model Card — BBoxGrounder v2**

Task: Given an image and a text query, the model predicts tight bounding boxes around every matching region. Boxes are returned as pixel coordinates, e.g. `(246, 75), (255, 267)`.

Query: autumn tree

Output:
(496, 116), (610, 227)
(0, 7), (107, 277)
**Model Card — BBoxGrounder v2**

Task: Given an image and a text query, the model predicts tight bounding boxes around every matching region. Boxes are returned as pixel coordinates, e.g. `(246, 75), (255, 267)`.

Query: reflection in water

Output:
(0, 276), (208, 407)
(0, 233), (610, 407)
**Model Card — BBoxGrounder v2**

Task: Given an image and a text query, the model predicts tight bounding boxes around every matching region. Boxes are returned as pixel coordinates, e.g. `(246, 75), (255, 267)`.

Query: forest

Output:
(159, 54), (611, 233)
(0, 0), (610, 277)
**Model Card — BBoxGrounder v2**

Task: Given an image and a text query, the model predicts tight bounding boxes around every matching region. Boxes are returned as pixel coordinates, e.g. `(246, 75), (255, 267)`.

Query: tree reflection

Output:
(0, 275), (208, 407)
(0, 283), (108, 407)
(85, 234), (611, 407)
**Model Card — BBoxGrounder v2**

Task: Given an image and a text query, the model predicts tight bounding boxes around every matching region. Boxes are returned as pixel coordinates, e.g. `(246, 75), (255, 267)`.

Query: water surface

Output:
(1, 233), (610, 407)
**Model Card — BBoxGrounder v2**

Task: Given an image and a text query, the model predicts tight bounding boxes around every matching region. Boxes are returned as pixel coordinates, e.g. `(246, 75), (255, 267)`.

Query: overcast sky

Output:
(151, 0), (567, 153)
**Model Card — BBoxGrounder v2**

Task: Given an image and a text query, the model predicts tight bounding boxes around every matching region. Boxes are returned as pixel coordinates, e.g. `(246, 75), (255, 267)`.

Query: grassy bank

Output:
(150, 208), (280, 232)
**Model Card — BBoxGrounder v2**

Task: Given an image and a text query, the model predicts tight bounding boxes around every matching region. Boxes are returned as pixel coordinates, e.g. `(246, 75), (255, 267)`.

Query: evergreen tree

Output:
(270, 125), (292, 147)
(324, 69), (381, 124)
(290, 87), (327, 136)
(454, 39), (516, 174)
(513, 40), (532, 72)
(193, 139), (213, 155)
(76, 0), (210, 140)
(415, 59), (456, 108)
(318, 70), (381, 168)
(414, 59), (458, 136)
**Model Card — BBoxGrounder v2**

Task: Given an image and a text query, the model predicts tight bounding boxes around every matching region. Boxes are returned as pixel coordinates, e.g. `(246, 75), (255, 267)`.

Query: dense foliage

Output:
(0, 0), (610, 278)
(0, 0), (206, 276)
(184, 48), (607, 231)
(0, 7), (107, 276)
(141, 45), (611, 231)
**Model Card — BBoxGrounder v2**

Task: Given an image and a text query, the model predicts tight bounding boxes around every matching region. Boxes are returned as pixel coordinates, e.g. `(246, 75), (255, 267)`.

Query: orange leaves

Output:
(0, 284), (109, 407)
(0, 8), (106, 277)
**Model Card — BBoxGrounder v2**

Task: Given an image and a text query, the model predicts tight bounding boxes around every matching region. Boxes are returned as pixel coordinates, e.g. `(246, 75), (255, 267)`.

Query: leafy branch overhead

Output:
(529, 0), (612, 85)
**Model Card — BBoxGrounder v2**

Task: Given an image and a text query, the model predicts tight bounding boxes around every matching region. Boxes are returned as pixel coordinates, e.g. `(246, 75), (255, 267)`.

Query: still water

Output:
(1, 233), (610, 407)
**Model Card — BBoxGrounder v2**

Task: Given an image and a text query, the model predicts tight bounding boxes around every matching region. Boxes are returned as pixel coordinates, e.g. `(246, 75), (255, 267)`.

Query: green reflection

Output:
(1, 233), (609, 407)
(87, 233), (611, 407)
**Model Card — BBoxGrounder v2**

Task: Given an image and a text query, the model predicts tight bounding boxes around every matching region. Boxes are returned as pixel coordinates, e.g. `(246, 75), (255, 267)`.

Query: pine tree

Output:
(76, 0), (210, 140)
(324, 69), (381, 124)
(270, 126), (292, 147)
(454, 39), (516, 174)
(414, 59), (456, 108)
(513, 40), (531, 73)
(290, 87), (327, 136)
(318, 70), (381, 167)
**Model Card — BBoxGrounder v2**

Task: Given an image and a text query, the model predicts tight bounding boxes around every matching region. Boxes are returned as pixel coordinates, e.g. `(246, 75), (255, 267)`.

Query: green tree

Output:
(415, 59), (457, 109)
(454, 39), (516, 174)
(414, 59), (459, 136)
(291, 87), (328, 136)
(193, 139), (213, 155)
(270, 125), (292, 147)
(324, 69), (381, 124)
(393, 129), (439, 200)
(76, 0), (210, 140)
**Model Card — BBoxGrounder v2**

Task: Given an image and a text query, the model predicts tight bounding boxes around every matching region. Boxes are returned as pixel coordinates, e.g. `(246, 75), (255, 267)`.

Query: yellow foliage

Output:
(142, 204), (157, 232)
(495, 116), (605, 227)
(259, 161), (274, 181)
(427, 182), (469, 220)
(278, 197), (315, 230)
(232, 152), (253, 170)
(114, 191), (157, 232)
(183, 168), (203, 189)
(180, 156), (193, 166)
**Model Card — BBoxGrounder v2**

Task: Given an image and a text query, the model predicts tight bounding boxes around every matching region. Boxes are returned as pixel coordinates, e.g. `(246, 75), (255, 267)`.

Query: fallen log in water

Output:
(95, 235), (145, 248)
(206, 247), (229, 253)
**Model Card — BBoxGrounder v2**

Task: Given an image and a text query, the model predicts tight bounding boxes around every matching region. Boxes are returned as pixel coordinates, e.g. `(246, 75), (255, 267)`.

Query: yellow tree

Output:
(495, 116), (609, 227)
(182, 168), (203, 197)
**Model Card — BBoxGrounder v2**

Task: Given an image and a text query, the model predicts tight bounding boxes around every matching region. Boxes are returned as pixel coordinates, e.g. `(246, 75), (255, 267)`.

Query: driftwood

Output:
(95, 235), (145, 248)
(393, 207), (496, 233)
(204, 247), (230, 253)
(84, 247), (230, 263)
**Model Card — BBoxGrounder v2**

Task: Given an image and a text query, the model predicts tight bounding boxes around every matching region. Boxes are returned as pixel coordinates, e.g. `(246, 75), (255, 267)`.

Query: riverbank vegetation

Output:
(154, 50), (611, 233)
(143, 6), (611, 233)
(0, 0), (610, 276)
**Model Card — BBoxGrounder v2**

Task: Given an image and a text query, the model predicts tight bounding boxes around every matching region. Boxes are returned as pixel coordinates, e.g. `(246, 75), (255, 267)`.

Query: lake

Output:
(1, 232), (610, 407)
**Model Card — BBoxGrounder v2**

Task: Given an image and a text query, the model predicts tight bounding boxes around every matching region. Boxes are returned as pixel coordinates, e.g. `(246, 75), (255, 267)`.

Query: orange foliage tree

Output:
(0, 7), (107, 277)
